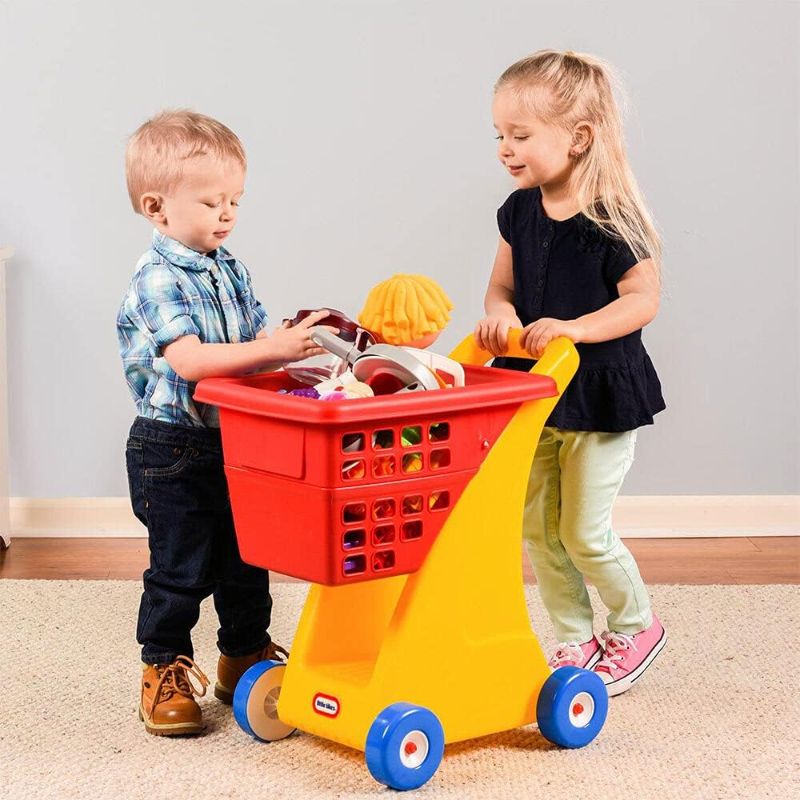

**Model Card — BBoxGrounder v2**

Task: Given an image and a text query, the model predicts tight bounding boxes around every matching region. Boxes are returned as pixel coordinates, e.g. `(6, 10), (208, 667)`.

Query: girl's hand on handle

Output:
(269, 309), (339, 362)
(520, 318), (583, 358)
(474, 313), (523, 355)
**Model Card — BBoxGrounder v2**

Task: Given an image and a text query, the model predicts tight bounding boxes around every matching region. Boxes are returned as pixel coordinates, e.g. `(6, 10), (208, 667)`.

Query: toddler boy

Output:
(117, 110), (327, 735)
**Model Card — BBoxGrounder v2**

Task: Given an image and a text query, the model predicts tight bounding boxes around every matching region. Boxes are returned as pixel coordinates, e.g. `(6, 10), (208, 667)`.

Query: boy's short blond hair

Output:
(125, 109), (247, 213)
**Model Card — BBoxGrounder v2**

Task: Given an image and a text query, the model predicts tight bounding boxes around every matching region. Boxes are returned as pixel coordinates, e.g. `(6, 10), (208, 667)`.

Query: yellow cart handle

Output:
(448, 329), (578, 395)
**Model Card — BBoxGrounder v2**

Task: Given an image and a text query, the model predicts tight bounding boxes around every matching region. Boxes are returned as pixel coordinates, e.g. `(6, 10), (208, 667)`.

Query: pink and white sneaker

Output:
(594, 613), (667, 696)
(548, 637), (603, 670)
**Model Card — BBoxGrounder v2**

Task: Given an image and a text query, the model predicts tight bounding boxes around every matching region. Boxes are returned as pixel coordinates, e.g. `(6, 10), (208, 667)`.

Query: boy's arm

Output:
(164, 336), (280, 382)
(164, 310), (330, 382)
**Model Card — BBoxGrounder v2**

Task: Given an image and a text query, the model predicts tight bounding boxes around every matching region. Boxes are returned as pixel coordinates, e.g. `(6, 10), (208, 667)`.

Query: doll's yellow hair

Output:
(359, 274), (453, 345)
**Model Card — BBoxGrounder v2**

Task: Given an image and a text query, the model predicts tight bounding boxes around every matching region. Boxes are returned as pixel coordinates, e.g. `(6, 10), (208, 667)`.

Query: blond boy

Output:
(117, 110), (326, 735)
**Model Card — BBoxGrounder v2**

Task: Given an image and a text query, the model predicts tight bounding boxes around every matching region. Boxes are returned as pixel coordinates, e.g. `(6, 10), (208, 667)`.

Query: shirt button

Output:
(543, 240), (549, 248)
(537, 279), (544, 287)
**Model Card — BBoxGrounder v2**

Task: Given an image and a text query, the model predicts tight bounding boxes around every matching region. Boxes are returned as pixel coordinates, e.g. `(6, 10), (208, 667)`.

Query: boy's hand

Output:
(267, 309), (337, 362)
(474, 313), (523, 355)
(520, 318), (583, 358)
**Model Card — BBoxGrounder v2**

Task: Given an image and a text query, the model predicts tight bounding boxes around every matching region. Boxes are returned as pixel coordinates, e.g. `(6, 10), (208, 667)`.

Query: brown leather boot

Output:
(139, 655), (210, 736)
(215, 641), (289, 704)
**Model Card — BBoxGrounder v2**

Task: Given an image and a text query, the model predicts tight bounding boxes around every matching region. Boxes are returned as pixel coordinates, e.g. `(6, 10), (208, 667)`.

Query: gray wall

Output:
(1, 0), (798, 497)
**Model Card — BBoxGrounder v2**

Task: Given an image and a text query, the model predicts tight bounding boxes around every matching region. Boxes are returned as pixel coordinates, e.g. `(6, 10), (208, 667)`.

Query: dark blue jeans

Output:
(126, 417), (272, 665)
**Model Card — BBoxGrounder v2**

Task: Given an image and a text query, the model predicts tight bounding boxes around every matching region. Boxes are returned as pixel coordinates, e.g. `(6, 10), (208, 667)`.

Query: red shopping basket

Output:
(195, 366), (557, 586)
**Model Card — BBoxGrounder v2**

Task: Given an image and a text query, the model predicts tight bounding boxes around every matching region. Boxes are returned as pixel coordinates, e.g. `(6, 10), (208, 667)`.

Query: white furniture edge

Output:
(8, 495), (800, 538)
(0, 247), (13, 548)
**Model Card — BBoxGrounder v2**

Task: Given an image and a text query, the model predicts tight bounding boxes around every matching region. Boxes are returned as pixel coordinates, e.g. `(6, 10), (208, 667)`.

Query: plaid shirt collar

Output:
(151, 230), (236, 272)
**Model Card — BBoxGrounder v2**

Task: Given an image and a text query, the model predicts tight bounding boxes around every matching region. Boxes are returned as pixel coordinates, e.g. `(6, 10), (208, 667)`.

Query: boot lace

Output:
(262, 641), (289, 662)
(147, 655), (210, 716)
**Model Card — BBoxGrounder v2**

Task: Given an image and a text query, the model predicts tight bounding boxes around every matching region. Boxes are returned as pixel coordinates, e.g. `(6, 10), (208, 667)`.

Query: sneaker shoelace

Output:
(147, 655), (210, 716)
(550, 642), (586, 667)
(596, 631), (637, 672)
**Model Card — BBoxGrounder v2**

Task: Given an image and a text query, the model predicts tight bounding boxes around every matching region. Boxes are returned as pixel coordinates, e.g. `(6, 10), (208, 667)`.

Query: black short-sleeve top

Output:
(493, 188), (665, 432)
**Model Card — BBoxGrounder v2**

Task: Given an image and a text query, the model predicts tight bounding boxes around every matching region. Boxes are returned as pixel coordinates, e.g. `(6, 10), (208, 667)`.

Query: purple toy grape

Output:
(288, 387), (321, 399)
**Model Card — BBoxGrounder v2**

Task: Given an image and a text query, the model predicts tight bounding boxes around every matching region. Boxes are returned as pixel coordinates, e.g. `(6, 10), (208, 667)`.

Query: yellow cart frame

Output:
(232, 334), (608, 790)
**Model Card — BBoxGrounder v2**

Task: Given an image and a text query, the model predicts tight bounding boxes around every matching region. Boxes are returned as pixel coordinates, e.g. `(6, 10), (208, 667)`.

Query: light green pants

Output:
(523, 426), (653, 643)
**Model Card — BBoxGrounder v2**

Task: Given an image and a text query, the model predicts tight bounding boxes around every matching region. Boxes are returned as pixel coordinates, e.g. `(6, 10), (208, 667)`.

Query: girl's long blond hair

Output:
(496, 50), (662, 268)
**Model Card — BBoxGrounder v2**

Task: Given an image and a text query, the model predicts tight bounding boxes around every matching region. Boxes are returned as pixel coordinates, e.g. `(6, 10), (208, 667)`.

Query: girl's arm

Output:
(521, 259), (660, 357)
(475, 237), (523, 354)
(575, 259), (660, 342)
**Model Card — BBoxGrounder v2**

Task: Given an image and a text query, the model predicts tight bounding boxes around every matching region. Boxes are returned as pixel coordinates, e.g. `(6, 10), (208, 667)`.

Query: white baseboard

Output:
(9, 496), (800, 538)
(11, 498), (143, 538)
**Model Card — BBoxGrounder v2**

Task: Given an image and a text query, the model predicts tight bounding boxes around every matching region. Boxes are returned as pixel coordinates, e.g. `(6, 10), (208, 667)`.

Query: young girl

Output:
(475, 50), (667, 697)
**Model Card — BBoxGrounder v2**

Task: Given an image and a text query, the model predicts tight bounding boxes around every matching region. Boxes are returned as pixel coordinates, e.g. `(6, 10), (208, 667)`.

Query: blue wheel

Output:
(233, 659), (296, 742)
(537, 666), (608, 748)
(365, 703), (445, 790)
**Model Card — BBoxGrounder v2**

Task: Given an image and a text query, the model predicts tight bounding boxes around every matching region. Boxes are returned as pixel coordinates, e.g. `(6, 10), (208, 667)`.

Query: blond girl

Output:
(475, 51), (666, 696)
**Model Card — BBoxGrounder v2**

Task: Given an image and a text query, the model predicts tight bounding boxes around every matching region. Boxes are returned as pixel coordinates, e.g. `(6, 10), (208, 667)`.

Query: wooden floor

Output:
(1, 536), (797, 583)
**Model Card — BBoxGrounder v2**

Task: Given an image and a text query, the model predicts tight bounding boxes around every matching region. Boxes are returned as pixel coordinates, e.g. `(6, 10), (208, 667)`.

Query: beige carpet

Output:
(0, 580), (797, 800)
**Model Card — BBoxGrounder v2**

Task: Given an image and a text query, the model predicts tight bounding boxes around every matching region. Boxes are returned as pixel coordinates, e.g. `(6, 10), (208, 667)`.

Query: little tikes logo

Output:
(313, 692), (340, 718)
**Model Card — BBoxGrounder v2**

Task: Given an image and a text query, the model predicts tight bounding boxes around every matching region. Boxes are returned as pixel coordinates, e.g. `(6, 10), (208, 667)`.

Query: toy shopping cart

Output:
(195, 332), (608, 791)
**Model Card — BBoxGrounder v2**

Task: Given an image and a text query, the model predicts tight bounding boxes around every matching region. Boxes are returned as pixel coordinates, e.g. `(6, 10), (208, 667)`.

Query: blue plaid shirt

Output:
(117, 231), (269, 427)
